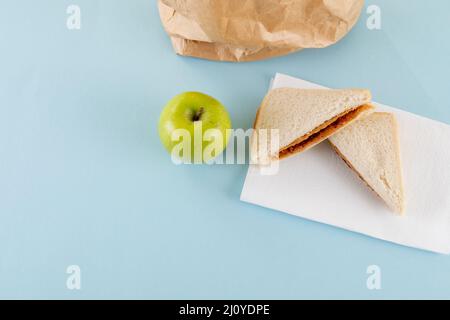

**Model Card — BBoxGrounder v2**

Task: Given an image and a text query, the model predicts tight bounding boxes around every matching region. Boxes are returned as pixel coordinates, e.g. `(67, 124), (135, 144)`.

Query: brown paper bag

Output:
(158, 0), (364, 62)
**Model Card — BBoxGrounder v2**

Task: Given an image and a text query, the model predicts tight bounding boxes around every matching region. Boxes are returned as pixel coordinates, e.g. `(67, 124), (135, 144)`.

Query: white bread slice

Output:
(329, 112), (405, 214)
(251, 88), (373, 164)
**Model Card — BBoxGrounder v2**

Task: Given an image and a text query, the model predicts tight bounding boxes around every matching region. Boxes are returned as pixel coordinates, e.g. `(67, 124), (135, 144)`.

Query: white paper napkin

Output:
(241, 73), (450, 254)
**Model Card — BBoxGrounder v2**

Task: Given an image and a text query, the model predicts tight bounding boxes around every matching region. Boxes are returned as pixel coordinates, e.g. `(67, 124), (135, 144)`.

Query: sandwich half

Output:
(251, 88), (374, 163)
(329, 112), (405, 214)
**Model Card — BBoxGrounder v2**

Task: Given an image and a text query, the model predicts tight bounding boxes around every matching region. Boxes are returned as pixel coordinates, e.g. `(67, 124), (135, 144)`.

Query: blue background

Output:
(1, 0), (449, 299)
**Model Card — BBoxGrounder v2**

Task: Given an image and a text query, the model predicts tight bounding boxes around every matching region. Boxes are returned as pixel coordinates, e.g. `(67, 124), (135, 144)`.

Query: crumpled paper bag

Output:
(158, 0), (364, 62)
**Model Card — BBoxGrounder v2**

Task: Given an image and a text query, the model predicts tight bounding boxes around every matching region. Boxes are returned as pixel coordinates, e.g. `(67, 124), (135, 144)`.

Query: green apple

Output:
(158, 92), (232, 163)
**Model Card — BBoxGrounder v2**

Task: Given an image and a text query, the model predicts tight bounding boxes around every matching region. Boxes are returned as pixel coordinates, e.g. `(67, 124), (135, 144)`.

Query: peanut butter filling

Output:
(279, 104), (373, 159)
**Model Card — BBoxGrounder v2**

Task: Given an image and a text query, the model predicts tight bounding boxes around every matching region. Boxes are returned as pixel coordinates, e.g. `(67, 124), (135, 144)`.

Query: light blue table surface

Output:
(1, 0), (449, 299)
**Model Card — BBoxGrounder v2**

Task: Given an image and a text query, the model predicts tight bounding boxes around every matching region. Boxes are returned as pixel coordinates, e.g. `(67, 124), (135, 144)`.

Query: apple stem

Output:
(193, 107), (204, 122)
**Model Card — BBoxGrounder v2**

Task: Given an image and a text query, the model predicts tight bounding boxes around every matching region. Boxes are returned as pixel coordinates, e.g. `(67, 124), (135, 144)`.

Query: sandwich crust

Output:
(328, 112), (405, 215)
(329, 139), (381, 198)
(279, 104), (374, 159)
(329, 138), (405, 214)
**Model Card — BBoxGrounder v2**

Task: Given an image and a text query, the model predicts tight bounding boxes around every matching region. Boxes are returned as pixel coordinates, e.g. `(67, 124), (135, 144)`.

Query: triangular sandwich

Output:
(329, 112), (405, 214)
(252, 88), (374, 163)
